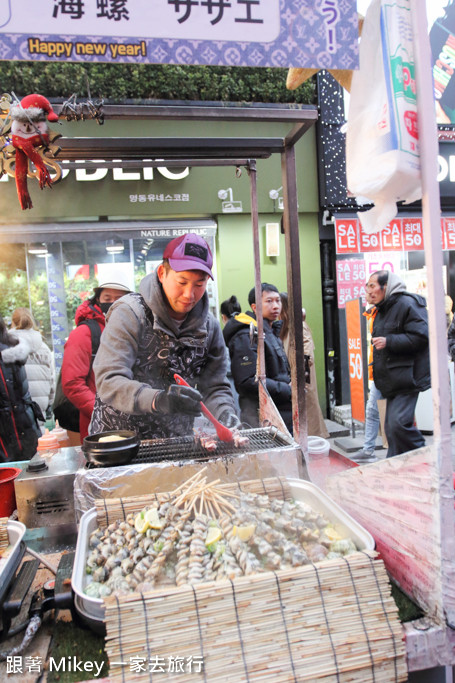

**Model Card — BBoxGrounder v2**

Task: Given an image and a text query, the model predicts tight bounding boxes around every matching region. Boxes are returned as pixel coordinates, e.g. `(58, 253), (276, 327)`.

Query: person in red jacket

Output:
(61, 276), (131, 444)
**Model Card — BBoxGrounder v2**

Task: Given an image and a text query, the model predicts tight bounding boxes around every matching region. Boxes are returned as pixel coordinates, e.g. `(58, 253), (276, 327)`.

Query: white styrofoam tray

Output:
(72, 479), (375, 626)
(0, 520), (26, 593)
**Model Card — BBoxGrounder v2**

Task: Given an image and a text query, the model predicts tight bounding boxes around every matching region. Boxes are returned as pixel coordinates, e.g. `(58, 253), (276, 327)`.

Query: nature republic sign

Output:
(0, 0), (358, 69)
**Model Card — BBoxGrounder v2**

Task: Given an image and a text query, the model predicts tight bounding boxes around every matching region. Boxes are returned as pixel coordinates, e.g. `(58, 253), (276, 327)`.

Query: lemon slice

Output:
(134, 511), (149, 534)
(323, 526), (343, 542)
(205, 527), (222, 547)
(145, 507), (163, 529)
(232, 524), (256, 542)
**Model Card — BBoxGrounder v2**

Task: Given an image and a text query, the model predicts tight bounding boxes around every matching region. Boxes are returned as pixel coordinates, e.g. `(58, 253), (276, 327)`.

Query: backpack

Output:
(52, 319), (102, 432)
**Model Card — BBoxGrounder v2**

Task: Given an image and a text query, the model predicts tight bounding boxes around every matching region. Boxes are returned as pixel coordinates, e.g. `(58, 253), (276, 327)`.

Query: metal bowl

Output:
(83, 430), (140, 467)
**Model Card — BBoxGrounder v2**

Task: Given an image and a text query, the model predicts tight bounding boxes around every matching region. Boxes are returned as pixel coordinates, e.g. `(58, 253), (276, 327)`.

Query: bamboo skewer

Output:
(171, 466), (208, 495)
(95, 477), (291, 527)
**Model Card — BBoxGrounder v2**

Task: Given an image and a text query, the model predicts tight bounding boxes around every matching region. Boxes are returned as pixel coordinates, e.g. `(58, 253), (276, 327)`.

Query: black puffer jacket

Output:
(0, 338), (42, 462)
(223, 312), (292, 430)
(372, 292), (430, 399)
(448, 317), (455, 361)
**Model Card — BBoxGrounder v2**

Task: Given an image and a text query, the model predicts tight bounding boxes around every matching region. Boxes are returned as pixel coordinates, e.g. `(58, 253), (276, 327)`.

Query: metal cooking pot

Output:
(83, 430), (140, 467)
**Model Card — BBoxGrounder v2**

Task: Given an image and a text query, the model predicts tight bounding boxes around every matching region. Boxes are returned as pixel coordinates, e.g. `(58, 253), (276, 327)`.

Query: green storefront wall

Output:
(0, 114), (327, 413)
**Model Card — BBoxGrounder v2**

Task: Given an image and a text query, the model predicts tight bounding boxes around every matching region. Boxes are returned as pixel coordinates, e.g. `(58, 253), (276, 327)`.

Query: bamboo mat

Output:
(95, 477), (291, 528)
(0, 517), (8, 555)
(104, 550), (407, 682)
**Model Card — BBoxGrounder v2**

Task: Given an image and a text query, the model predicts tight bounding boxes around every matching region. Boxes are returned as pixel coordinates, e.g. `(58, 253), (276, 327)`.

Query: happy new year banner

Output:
(0, 0), (358, 68)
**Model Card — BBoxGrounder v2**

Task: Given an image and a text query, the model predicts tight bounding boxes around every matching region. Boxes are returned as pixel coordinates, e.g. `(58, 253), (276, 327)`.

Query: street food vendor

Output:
(89, 233), (241, 439)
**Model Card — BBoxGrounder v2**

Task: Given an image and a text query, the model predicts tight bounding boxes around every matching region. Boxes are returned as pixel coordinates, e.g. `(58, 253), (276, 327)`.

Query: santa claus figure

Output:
(10, 94), (59, 210)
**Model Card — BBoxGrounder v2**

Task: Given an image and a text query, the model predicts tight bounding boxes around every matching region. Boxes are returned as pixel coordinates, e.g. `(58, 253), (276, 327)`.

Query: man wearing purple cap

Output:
(90, 233), (240, 439)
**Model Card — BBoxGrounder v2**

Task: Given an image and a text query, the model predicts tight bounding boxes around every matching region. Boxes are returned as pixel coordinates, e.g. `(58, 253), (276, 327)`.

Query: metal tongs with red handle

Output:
(173, 373), (234, 442)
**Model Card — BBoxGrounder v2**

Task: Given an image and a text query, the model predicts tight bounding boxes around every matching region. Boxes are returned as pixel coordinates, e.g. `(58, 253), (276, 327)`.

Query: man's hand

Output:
(154, 385), (202, 416)
(372, 336), (387, 350)
(218, 409), (242, 430)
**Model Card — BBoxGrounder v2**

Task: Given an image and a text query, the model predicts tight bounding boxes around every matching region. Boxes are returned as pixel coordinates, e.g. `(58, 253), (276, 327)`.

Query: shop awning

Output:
(0, 219), (217, 243)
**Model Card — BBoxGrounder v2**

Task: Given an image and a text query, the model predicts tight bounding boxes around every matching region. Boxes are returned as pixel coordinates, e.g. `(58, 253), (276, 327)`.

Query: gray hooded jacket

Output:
(90, 271), (236, 439)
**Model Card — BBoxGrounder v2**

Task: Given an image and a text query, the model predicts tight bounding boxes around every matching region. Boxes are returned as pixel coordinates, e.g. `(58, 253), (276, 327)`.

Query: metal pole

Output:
(248, 159), (266, 381)
(281, 145), (307, 448)
(411, 0), (455, 625)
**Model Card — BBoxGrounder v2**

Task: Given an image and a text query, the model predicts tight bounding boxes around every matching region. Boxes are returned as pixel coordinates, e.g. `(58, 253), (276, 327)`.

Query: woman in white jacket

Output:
(11, 308), (55, 422)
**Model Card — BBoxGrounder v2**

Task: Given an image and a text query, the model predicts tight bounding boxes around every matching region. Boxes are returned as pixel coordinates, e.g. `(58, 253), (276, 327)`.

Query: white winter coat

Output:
(10, 329), (55, 416)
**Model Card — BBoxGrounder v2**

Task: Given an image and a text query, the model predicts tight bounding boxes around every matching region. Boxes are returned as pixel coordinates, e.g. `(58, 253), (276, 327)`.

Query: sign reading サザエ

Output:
(0, 0), (358, 69)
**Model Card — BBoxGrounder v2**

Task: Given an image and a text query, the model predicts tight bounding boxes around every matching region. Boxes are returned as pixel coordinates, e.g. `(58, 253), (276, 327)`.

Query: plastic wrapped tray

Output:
(0, 520), (26, 594)
(72, 478), (375, 630)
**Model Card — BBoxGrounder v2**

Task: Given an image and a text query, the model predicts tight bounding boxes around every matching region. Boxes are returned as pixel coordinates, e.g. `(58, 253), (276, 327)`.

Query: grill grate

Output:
(132, 427), (293, 464)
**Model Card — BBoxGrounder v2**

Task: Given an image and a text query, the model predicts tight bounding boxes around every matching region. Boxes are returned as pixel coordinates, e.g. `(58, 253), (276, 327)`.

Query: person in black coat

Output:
(367, 270), (430, 457)
(223, 283), (292, 432)
(0, 314), (42, 462)
(447, 312), (455, 361)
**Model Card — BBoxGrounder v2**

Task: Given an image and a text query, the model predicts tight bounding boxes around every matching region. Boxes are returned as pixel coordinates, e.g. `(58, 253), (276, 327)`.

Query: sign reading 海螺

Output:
(0, 0), (358, 69)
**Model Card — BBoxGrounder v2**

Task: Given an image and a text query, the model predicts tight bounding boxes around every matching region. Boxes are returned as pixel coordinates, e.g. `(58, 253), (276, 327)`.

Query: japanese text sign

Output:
(345, 297), (365, 424)
(0, 0), (358, 69)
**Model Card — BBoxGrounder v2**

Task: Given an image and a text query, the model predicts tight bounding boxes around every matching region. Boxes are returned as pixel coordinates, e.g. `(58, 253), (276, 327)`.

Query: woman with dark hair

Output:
(220, 295), (241, 325)
(0, 314), (42, 461)
(60, 276), (131, 445)
(280, 292), (329, 438)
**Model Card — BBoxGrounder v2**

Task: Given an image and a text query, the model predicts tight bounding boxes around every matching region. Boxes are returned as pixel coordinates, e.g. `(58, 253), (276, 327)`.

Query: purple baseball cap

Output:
(163, 233), (214, 279)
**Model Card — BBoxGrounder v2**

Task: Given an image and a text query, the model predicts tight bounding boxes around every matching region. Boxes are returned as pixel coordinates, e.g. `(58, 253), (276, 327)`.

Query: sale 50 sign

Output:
(336, 259), (367, 308)
(334, 217), (447, 254)
(345, 298), (365, 424)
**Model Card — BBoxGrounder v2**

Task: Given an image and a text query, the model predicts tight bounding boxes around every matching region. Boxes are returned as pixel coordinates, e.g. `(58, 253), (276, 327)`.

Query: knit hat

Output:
(94, 273), (132, 297)
(163, 233), (213, 279)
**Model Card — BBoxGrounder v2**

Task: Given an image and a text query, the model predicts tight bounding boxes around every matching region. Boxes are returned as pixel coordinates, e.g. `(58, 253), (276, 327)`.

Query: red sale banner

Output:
(359, 228), (382, 253)
(336, 259), (367, 308)
(444, 218), (455, 250)
(402, 218), (424, 251)
(381, 219), (404, 251)
(345, 298), (365, 424)
(335, 217), (455, 254)
(335, 219), (360, 254)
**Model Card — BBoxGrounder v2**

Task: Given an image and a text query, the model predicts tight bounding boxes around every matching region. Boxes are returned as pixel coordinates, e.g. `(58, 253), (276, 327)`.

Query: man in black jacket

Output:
(223, 283), (292, 432)
(367, 270), (430, 457)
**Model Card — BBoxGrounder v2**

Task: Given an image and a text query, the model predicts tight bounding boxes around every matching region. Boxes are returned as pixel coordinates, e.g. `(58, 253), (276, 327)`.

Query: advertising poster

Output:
(345, 297), (365, 423)
(0, 0), (359, 69)
(357, 0), (455, 124)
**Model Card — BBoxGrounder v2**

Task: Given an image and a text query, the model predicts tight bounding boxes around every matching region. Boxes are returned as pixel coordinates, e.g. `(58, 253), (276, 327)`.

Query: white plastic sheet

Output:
(346, 0), (421, 233)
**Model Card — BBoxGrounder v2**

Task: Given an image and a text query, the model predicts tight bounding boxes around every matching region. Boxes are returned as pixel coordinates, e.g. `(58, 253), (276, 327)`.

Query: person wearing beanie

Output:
(61, 275), (131, 444)
(367, 270), (430, 457)
(90, 233), (240, 439)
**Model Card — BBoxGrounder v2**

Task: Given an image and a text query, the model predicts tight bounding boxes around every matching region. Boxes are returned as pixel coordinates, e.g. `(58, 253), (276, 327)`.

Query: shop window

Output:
(0, 229), (218, 375)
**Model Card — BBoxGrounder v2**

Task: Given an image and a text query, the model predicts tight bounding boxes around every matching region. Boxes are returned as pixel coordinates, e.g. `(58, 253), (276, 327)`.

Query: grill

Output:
(75, 426), (305, 519)
(132, 427), (292, 464)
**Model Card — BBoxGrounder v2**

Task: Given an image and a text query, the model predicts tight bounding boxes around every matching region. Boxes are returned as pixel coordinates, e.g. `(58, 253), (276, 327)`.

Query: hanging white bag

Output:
(346, 0), (421, 234)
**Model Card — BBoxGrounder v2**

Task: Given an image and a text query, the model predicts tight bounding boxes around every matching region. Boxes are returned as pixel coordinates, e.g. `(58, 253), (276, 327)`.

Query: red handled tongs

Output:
(174, 373), (234, 442)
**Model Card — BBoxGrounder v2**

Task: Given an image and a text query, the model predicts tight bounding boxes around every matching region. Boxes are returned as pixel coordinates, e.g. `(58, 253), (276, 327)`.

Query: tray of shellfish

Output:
(72, 473), (374, 630)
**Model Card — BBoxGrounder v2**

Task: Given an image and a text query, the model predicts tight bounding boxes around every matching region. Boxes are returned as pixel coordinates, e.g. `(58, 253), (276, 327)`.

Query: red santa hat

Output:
(10, 94), (59, 123)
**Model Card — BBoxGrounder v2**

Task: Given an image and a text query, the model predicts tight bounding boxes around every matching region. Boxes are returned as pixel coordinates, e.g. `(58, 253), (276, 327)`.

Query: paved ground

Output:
(324, 418), (455, 467)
